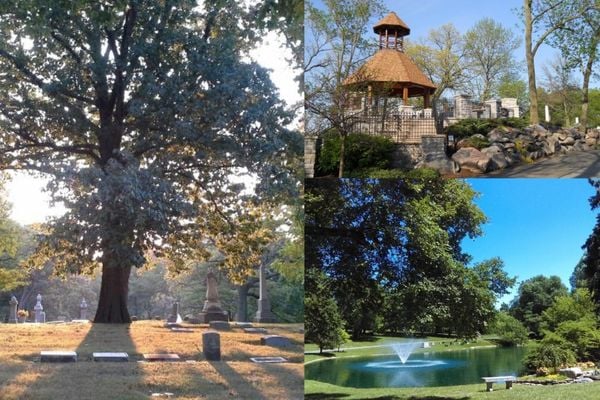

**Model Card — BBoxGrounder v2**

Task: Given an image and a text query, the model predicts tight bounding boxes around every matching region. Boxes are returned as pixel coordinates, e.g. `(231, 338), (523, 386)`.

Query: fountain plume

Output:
(390, 341), (421, 364)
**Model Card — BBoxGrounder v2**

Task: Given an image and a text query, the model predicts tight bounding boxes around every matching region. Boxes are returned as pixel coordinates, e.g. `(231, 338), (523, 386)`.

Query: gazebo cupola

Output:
(373, 11), (410, 51)
(344, 11), (436, 109)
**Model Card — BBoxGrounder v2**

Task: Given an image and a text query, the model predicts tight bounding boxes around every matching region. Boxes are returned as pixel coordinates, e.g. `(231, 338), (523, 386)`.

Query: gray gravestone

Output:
(40, 351), (77, 362)
(234, 322), (253, 329)
(80, 298), (88, 320)
(40, 311), (46, 323)
(167, 302), (182, 324)
(209, 321), (231, 331)
(260, 335), (292, 348)
(202, 331), (221, 361)
(8, 296), (18, 323)
(34, 294), (44, 323)
(93, 352), (129, 362)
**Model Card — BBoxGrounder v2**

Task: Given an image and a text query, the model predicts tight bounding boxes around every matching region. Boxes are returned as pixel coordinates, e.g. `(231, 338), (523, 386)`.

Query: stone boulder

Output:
(451, 147), (491, 173)
(587, 130), (599, 139)
(487, 128), (512, 143)
(543, 135), (561, 156)
(481, 145), (508, 170)
(559, 367), (583, 379)
(560, 136), (576, 146)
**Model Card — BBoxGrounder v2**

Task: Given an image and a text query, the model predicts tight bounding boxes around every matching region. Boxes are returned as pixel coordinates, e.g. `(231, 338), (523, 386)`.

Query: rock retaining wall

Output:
(451, 126), (600, 174)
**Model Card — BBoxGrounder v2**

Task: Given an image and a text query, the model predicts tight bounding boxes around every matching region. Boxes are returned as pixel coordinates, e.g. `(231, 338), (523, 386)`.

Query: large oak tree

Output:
(0, 0), (301, 322)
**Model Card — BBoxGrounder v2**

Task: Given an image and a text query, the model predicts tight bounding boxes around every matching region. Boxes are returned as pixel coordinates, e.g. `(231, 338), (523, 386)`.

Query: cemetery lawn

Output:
(0, 321), (303, 400)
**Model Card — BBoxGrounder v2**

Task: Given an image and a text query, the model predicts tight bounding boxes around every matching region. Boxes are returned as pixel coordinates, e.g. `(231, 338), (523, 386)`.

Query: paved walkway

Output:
(488, 150), (600, 178)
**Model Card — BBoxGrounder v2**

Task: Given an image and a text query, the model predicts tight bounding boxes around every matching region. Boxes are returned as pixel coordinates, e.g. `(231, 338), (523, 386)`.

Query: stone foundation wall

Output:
(304, 136), (318, 178)
(392, 143), (423, 169)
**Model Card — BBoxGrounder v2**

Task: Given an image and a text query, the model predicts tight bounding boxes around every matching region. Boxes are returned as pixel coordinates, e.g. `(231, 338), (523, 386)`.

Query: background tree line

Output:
(0, 177), (303, 323)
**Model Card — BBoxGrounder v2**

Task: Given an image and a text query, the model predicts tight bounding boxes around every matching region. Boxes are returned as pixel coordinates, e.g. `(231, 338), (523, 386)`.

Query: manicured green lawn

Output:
(305, 335), (600, 399)
(305, 379), (600, 400)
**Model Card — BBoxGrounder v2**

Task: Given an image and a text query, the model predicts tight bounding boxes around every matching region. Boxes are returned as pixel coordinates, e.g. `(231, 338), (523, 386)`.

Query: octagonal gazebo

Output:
(345, 11), (436, 109)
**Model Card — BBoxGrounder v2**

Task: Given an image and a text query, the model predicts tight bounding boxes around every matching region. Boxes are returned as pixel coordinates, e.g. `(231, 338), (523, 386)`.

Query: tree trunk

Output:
(236, 285), (249, 322)
(580, 32), (598, 134)
(524, 0), (539, 125)
(338, 132), (346, 178)
(94, 263), (132, 323)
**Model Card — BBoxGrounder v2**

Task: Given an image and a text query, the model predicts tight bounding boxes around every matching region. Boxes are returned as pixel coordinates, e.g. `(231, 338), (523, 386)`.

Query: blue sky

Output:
(311, 0), (598, 87)
(462, 179), (598, 306)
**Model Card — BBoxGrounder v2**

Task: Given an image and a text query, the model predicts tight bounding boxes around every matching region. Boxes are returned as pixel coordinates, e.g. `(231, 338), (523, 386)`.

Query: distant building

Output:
(443, 95), (520, 127)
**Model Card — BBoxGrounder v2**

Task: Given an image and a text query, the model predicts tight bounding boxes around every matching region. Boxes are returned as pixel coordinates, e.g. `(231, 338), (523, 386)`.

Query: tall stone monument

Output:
(167, 301), (182, 324)
(254, 264), (276, 323)
(34, 294), (44, 323)
(198, 269), (228, 323)
(80, 298), (88, 320)
(8, 296), (18, 323)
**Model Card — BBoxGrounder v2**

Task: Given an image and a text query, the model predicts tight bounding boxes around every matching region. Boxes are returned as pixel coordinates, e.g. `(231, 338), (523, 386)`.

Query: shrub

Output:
(523, 336), (577, 373)
(458, 136), (490, 150)
(555, 318), (600, 360)
(445, 118), (529, 141)
(489, 311), (529, 346)
(502, 117), (529, 130)
(316, 131), (395, 176)
(446, 119), (499, 140)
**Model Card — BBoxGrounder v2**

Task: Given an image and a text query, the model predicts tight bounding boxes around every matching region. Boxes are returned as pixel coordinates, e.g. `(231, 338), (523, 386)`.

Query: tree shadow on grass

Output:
(220, 347), (304, 398)
(15, 322), (145, 400)
(207, 360), (270, 400)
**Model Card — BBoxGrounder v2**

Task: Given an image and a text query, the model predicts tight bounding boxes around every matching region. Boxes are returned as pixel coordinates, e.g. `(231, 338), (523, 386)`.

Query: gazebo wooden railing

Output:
(345, 108), (437, 143)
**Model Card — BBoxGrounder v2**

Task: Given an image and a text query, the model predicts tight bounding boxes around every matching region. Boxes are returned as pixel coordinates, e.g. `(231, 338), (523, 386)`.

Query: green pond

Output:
(305, 346), (527, 388)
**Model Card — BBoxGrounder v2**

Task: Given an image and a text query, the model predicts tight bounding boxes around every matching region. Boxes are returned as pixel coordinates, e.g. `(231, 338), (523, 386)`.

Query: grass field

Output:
(304, 336), (600, 400)
(305, 379), (600, 400)
(0, 320), (303, 399)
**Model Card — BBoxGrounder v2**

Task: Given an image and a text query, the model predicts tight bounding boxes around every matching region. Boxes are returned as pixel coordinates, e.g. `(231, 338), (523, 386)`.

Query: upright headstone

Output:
(34, 294), (44, 323)
(197, 270), (228, 323)
(80, 298), (88, 320)
(202, 331), (221, 361)
(8, 296), (18, 323)
(254, 263), (276, 323)
(167, 302), (182, 324)
(545, 105), (551, 123)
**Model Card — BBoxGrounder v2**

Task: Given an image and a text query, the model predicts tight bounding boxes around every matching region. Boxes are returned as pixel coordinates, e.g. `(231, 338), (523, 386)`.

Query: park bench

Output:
(481, 376), (517, 392)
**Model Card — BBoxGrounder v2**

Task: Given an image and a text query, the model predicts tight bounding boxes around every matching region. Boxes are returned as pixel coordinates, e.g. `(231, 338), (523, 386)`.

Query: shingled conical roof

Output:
(344, 49), (436, 90)
(373, 11), (410, 36)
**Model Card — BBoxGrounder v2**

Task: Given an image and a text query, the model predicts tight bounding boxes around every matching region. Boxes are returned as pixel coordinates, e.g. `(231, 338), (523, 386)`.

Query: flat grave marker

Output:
(40, 351), (77, 362)
(170, 327), (194, 333)
(243, 327), (268, 334)
(234, 322), (254, 329)
(209, 320), (231, 331)
(261, 335), (292, 348)
(250, 356), (288, 363)
(143, 353), (181, 362)
(93, 352), (129, 362)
